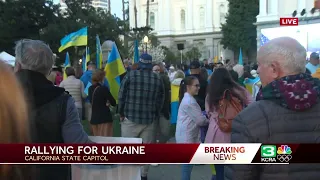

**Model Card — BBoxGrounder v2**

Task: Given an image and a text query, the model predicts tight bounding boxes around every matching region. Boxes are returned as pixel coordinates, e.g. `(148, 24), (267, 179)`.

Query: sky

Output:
(53, 0), (123, 19)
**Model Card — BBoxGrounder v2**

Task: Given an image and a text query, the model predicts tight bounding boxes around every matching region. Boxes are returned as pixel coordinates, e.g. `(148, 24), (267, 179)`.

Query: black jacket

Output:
(16, 69), (71, 180)
(89, 83), (116, 124)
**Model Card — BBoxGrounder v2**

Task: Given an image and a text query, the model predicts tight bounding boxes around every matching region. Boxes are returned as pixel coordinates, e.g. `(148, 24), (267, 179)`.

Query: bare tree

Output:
(146, 0), (150, 26)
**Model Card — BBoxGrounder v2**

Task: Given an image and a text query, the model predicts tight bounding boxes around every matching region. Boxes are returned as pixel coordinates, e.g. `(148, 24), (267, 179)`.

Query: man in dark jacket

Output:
(14, 39), (91, 180)
(225, 37), (320, 180)
(187, 60), (207, 111)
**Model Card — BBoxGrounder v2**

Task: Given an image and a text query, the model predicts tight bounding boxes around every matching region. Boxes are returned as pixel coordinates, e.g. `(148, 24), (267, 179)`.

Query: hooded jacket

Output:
(225, 73), (320, 180)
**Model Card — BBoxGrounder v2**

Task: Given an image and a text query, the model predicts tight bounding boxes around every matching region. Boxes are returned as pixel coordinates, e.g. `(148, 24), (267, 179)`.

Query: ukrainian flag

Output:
(82, 52), (86, 71)
(244, 77), (260, 95)
(58, 27), (88, 52)
(238, 47), (243, 65)
(96, 35), (103, 69)
(86, 47), (90, 65)
(133, 40), (139, 64)
(170, 83), (180, 124)
(63, 52), (70, 80)
(104, 42), (126, 102)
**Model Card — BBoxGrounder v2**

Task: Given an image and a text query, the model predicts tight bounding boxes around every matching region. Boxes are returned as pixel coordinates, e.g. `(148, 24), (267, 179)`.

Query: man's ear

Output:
(270, 61), (282, 79)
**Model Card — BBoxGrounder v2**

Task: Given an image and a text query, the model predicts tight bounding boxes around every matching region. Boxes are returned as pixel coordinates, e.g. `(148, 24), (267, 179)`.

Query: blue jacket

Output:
(80, 70), (109, 102)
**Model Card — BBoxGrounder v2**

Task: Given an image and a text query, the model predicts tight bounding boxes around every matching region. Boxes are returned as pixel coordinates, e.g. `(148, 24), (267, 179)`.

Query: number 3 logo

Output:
(261, 145), (276, 158)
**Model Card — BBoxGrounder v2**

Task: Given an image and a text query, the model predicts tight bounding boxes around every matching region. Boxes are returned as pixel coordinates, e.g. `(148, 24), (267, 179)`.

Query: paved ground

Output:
(81, 118), (212, 180)
(148, 137), (212, 180)
(148, 164), (212, 180)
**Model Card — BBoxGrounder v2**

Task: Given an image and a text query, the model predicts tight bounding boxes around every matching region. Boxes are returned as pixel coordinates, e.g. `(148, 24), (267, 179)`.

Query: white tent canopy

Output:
(0, 51), (15, 66)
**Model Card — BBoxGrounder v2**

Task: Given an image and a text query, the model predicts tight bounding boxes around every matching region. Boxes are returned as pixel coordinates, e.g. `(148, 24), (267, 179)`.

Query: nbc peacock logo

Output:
(276, 145), (292, 163)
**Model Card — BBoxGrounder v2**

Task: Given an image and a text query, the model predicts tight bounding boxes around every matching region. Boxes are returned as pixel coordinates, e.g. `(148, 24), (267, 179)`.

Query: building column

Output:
(186, 0), (194, 33)
(269, 0), (278, 15)
(258, 0), (267, 16)
(206, 38), (214, 59)
(205, 0), (213, 31)
(298, 0), (306, 16)
(161, 0), (172, 35)
(129, 0), (135, 29)
(136, 0), (141, 27)
(157, 0), (164, 32)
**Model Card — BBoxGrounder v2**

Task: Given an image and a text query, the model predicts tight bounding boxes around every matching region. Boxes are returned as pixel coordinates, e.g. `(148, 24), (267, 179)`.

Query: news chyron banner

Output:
(0, 144), (316, 164)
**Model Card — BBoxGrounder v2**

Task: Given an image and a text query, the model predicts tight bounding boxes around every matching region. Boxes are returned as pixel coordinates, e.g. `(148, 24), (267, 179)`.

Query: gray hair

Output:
(259, 37), (306, 74)
(15, 39), (54, 75)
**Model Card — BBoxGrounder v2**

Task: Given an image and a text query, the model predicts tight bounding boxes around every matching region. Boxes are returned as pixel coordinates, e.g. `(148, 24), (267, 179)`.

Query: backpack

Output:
(217, 89), (243, 132)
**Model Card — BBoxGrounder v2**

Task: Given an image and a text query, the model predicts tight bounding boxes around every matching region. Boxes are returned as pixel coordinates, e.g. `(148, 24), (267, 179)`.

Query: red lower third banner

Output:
(0, 144), (318, 164)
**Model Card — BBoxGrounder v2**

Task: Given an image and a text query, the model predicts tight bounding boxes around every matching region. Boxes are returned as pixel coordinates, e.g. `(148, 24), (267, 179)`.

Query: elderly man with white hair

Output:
(225, 37), (320, 180)
(14, 39), (91, 180)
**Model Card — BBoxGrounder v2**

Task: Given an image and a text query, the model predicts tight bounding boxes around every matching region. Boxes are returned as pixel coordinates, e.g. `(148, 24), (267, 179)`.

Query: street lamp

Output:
(143, 36), (149, 53)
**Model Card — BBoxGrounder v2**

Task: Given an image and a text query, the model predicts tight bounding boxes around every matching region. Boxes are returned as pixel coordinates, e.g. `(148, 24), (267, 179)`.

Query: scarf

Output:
(256, 73), (320, 111)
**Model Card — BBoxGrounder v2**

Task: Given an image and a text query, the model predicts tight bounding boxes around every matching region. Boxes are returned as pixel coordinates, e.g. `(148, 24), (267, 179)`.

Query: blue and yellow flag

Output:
(238, 48), (243, 65)
(244, 77), (260, 95)
(86, 47), (90, 65)
(133, 40), (140, 64)
(170, 83), (180, 124)
(59, 27), (88, 52)
(104, 42), (126, 102)
(96, 35), (103, 69)
(63, 52), (70, 80)
(82, 51), (86, 72)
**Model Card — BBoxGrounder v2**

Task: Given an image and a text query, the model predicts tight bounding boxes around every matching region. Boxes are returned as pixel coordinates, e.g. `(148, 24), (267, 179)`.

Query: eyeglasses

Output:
(192, 84), (200, 88)
(153, 69), (160, 72)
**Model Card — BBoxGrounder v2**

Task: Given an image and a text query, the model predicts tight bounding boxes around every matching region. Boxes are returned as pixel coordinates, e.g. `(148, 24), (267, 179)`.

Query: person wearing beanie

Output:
(232, 64), (245, 87)
(118, 53), (165, 180)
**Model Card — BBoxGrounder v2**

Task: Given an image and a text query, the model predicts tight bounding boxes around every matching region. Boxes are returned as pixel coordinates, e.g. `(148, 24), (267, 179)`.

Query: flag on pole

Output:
(238, 48), (243, 65)
(63, 52), (70, 80)
(104, 42), (126, 102)
(96, 35), (103, 69)
(260, 33), (270, 46)
(82, 51), (86, 72)
(133, 40), (140, 64)
(86, 47), (90, 65)
(214, 56), (218, 63)
(58, 27), (88, 52)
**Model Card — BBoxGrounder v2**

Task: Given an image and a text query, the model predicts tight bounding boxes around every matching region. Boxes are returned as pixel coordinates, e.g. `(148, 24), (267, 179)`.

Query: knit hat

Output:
(232, 64), (244, 78)
(138, 53), (152, 69)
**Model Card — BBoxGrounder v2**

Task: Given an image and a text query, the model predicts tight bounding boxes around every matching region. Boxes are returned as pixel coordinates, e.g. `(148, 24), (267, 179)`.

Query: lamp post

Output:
(143, 35), (149, 53)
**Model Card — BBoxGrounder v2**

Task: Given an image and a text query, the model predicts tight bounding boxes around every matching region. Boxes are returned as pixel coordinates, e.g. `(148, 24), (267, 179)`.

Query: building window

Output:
(219, 4), (226, 24)
(150, 12), (155, 30)
(181, 9), (186, 29)
(199, 7), (205, 28)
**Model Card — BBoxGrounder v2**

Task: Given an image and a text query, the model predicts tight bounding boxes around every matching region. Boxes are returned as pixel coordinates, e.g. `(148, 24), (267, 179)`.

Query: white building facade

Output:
(59, 0), (109, 11)
(129, 0), (234, 61)
(256, 0), (320, 52)
(91, 0), (109, 10)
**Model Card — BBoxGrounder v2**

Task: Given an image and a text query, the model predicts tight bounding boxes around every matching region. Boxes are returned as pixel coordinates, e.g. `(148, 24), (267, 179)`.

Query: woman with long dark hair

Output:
(205, 68), (253, 180)
(175, 76), (208, 180)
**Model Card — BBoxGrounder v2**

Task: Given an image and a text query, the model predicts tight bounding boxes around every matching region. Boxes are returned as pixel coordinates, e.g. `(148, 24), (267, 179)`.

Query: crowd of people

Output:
(1, 36), (320, 180)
